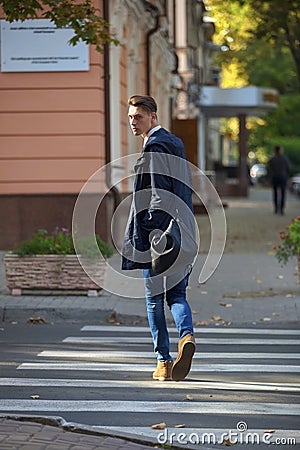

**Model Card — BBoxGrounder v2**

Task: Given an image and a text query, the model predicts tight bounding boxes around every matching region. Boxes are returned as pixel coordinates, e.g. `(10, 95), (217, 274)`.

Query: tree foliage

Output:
(242, 39), (298, 94)
(206, 0), (299, 92)
(205, 0), (300, 172)
(237, 0), (300, 89)
(205, 0), (252, 88)
(0, 0), (119, 52)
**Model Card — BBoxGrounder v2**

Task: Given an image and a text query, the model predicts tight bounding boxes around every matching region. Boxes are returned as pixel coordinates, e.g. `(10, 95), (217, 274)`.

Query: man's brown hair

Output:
(128, 95), (157, 114)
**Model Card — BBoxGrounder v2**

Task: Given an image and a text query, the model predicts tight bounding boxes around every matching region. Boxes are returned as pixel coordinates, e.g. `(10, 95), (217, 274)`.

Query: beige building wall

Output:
(0, 12), (105, 196)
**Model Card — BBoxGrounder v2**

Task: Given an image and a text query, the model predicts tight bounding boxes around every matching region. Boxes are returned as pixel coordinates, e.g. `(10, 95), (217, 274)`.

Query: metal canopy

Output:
(199, 86), (279, 118)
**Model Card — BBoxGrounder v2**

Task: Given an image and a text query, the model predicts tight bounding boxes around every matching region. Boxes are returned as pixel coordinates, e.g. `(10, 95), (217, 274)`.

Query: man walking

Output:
(122, 95), (196, 382)
(268, 145), (290, 215)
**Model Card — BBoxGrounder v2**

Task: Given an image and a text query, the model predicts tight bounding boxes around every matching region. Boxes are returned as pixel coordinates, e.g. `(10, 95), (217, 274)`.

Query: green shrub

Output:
(273, 217), (300, 265)
(13, 228), (114, 259)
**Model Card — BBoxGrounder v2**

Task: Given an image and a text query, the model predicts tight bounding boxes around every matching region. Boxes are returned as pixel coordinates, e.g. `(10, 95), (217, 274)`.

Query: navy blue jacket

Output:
(121, 127), (194, 270)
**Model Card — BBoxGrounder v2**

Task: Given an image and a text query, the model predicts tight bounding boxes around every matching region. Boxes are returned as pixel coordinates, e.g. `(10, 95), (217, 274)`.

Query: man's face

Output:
(128, 105), (156, 137)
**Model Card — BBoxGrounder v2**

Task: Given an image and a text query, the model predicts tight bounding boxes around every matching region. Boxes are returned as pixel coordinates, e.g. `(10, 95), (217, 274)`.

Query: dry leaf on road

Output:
(195, 321), (209, 326)
(27, 317), (46, 324)
(151, 422), (166, 430)
(222, 438), (233, 446)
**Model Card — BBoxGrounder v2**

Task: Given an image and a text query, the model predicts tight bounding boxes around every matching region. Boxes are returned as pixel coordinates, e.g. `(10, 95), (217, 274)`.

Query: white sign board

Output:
(0, 19), (89, 72)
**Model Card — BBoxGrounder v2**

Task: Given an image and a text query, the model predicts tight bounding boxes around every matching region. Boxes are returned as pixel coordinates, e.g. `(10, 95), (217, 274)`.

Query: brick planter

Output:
(4, 253), (106, 294)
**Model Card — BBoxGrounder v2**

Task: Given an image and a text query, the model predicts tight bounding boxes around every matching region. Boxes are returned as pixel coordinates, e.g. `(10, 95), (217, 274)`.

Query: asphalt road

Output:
(0, 322), (299, 449)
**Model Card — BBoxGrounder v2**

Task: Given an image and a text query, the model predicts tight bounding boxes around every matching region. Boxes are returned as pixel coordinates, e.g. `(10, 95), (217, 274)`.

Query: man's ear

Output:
(151, 112), (157, 123)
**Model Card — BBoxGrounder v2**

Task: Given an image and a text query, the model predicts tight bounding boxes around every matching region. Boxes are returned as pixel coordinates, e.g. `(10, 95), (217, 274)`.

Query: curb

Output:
(0, 305), (114, 324)
(0, 414), (215, 450)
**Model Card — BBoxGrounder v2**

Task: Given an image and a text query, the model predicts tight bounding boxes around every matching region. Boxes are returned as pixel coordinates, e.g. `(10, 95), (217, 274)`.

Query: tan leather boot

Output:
(152, 361), (173, 381)
(171, 333), (195, 381)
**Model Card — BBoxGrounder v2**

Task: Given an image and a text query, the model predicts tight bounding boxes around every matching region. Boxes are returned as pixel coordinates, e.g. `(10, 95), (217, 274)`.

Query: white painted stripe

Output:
(1, 377), (300, 392)
(38, 350), (300, 360)
(63, 336), (300, 345)
(81, 326), (300, 335)
(17, 362), (300, 372)
(0, 399), (299, 415)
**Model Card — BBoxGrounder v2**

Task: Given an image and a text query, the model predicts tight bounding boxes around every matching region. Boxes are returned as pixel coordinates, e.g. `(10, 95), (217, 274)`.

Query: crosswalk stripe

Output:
(38, 350), (300, 360)
(1, 377), (299, 392)
(17, 362), (300, 372)
(81, 326), (300, 335)
(0, 399), (299, 415)
(63, 336), (300, 345)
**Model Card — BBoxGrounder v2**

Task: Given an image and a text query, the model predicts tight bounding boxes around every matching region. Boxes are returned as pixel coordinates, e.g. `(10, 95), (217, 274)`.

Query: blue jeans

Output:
(143, 269), (194, 362)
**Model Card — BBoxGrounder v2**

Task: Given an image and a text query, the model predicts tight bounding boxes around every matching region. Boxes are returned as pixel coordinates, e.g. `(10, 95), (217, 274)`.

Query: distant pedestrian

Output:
(268, 145), (291, 215)
(122, 95), (196, 382)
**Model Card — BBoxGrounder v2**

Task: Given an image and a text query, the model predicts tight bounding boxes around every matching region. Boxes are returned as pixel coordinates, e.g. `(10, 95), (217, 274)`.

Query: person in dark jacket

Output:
(268, 145), (291, 214)
(122, 95), (196, 382)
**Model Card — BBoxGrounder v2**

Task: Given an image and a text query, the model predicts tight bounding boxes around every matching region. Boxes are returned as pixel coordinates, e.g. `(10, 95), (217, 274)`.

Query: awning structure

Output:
(199, 86), (279, 118)
(198, 86), (279, 196)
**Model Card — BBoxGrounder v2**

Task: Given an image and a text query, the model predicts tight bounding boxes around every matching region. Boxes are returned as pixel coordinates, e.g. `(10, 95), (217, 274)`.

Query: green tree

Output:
(205, 0), (300, 171)
(0, 0), (119, 52)
(237, 0), (300, 91)
(205, 0), (253, 87)
(243, 39), (298, 94)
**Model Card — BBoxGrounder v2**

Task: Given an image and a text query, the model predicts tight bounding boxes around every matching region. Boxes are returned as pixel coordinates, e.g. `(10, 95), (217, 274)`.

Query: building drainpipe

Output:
(145, 2), (160, 95)
(103, 0), (121, 223)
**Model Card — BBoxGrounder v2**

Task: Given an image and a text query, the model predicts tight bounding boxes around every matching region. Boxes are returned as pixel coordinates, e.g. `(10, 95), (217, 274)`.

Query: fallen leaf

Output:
(30, 395), (40, 399)
(219, 302), (232, 307)
(267, 251), (275, 256)
(151, 422), (166, 430)
(211, 316), (223, 321)
(286, 294), (295, 298)
(27, 317), (46, 324)
(192, 310), (198, 314)
(256, 279), (263, 284)
(186, 394), (193, 401)
(174, 424), (185, 428)
(107, 312), (122, 325)
(276, 275), (284, 279)
(195, 321), (209, 326)
(200, 291), (208, 294)
(261, 317), (271, 322)
(222, 438), (233, 446)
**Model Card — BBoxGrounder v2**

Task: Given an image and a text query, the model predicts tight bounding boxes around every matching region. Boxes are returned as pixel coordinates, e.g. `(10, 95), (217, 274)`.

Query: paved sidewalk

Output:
(0, 417), (163, 450)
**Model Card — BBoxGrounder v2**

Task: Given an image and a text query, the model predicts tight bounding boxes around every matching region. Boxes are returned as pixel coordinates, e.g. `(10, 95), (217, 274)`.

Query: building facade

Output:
(0, 0), (215, 249)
